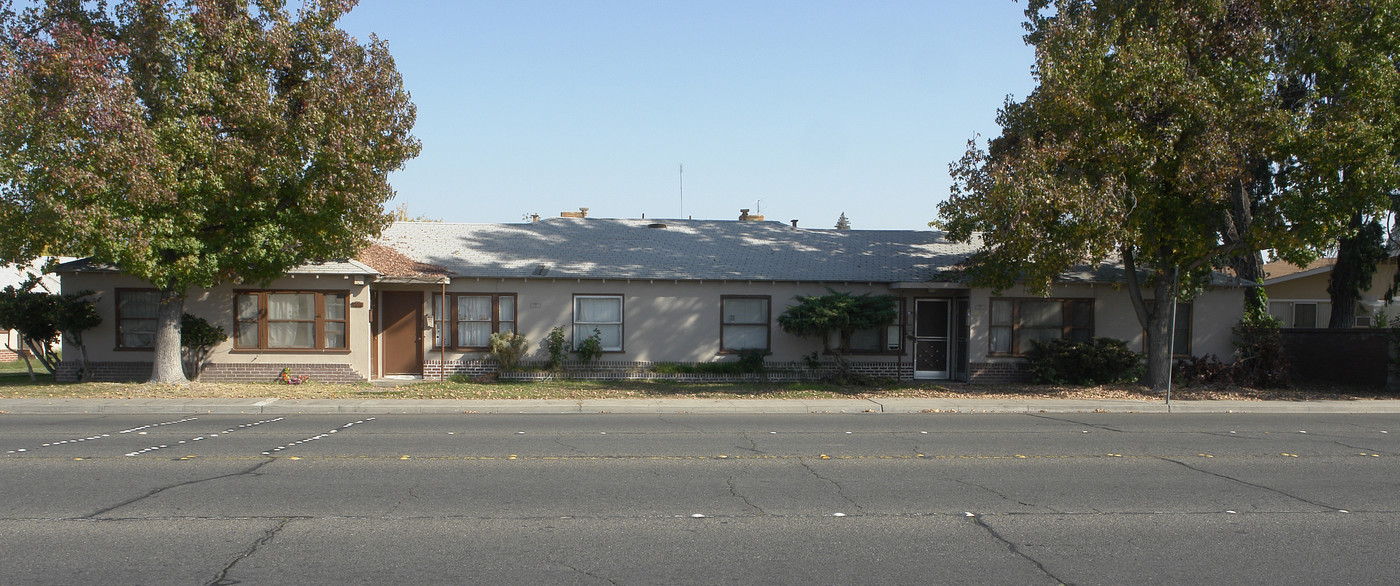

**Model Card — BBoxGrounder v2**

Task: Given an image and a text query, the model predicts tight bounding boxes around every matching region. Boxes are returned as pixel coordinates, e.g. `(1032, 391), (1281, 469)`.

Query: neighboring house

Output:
(55, 214), (1250, 383)
(1262, 257), (1398, 328)
(0, 258), (71, 362)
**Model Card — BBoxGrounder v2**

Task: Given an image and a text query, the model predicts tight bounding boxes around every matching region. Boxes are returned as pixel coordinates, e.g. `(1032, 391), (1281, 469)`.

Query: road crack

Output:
(736, 431), (763, 454)
(1157, 456), (1340, 510)
(968, 514), (1068, 585)
(86, 458), (275, 518)
(1333, 440), (1391, 454)
(206, 516), (297, 586)
(799, 458), (864, 513)
(1028, 414), (1123, 432)
(557, 561), (620, 585)
(954, 479), (1056, 511)
(727, 475), (766, 515)
(552, 436), (584, 454)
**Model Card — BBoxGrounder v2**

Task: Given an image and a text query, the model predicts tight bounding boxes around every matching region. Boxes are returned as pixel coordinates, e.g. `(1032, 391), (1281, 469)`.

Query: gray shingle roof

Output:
(287, 259), (378, 276)
(376, 218), (981, 283)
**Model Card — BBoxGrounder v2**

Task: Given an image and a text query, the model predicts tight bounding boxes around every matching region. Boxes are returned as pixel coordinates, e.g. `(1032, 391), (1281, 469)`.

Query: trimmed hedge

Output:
(1025, 337), (1143, 385)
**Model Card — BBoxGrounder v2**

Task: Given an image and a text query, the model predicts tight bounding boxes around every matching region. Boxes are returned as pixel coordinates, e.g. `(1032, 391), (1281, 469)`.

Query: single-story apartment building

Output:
(56, 214), (1249, 383)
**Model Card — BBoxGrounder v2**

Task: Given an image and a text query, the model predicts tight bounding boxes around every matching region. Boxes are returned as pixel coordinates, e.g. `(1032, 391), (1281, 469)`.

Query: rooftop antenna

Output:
(755, 199), (763, 215)
(679, 164), (684, 218)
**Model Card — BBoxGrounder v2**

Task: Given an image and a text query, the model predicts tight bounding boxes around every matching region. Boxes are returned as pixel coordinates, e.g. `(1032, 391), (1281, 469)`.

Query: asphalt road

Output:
(3, 412), (1399, 585)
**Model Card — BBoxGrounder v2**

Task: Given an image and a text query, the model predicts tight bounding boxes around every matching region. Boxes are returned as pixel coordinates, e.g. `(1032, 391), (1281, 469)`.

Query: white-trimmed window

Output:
(234, 291), (348, 350)
(721, 296), (770, 352)
(574, 295), (623, 351)
(432, 293), (516, 349)
(116, 289), (160, 349)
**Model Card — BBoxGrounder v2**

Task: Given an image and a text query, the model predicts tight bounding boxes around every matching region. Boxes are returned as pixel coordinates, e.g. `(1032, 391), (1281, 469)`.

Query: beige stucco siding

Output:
(966, 283), (1243, 364)
(1264, 263), (1397, 326)
(61, 272), (373, 375)
(61, 270), (1246, 380)
(421, 279), (921, 365)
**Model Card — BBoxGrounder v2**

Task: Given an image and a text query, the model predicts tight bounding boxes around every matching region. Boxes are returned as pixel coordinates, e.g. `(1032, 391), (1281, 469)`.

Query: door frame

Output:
(377, 290), (424, 376)
(914, 298), (951, 380)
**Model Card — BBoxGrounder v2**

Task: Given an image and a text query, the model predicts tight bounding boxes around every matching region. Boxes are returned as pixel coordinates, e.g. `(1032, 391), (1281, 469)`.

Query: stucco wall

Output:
(414, 279), (935, 366)
(60, 272), (373, 381)
(966, 282), (1245, 365)
(1264, 262), (1397, 326)
(59, 271), (1246, 382)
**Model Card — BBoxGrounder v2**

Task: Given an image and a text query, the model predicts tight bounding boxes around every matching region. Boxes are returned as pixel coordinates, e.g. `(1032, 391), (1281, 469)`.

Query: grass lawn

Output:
(0, 371), (1388, 402)
(0, 358), (35, 375)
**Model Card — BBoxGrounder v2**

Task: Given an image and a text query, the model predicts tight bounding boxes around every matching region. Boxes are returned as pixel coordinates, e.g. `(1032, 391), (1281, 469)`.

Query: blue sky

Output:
(337, 1), (1036, 230)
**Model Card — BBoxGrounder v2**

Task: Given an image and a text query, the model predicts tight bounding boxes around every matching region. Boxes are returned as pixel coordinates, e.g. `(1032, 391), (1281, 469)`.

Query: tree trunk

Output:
(1230, 249), (1266, 316)
(1143, 272), (1176, 393)
(75, 334), (90, 382)
(1225, 169), (1267, 316)
(1328, 213), (1386, 329)
(1122, 246), (1176, 393)
(148, 288), (189, 384)
(20, 340), (36, 382)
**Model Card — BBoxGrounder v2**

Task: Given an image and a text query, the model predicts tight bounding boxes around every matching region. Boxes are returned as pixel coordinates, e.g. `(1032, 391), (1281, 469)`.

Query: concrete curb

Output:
(3, 397), (1400, 415)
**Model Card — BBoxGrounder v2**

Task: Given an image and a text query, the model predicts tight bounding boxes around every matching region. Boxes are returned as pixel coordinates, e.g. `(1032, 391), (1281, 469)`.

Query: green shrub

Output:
(489, 331), (529, 371)
(651, 362), (687, 374)
(544, 326), (568, 370)
(736, 349), (767, 374)
(650, 353), (766, 376)
(1025, 337), (1143, 385)
(1230, 325), (1291, 388)
(1173, 354), (1235, 386)
(575, 328), (604, 364)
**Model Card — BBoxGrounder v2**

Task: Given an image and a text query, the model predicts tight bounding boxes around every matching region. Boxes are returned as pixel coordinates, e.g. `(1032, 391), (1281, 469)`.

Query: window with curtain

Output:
(721, 296), (770, 352)
(116, 289), (160, 349)
(431, 293), (517, 349)
(234, 291), (348, 350)
(988, 298), (1093, 355)
(574, 295), (623, 351)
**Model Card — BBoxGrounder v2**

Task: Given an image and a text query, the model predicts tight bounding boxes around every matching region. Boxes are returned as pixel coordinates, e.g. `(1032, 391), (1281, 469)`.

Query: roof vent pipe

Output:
(790, 219), (798, 228)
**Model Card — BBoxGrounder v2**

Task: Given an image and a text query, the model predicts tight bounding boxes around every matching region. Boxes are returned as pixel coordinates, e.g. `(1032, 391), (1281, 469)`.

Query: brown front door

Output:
(380, 291), (424, 376)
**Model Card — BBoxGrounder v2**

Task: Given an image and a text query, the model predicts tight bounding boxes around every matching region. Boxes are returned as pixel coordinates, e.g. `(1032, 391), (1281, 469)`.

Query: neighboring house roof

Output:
(1262, 258), (1337, 285)
(2, 257), (73, 292)
(375, 218), (981, 283)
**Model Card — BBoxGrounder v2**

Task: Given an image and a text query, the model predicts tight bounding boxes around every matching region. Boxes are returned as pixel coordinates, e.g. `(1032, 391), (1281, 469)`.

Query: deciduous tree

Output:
(938, 0), (1284, 392)
(1267, 1), (1400, 328)
(0, 0), (420, 383)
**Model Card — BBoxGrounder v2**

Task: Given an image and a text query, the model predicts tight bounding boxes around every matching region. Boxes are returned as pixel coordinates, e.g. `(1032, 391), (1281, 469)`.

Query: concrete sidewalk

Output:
(3, 397), (1400, 415)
